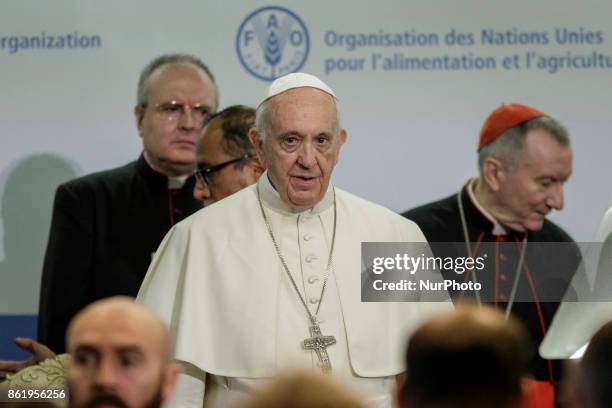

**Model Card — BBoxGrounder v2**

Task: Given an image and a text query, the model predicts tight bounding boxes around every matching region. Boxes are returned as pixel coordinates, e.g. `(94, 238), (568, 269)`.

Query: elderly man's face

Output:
(254, 88), (346, 210)
(67, 304), (175, 408)
(194, 119), (262, 205)
(135, 64), (216, 177)
(494, 129), (572, 232)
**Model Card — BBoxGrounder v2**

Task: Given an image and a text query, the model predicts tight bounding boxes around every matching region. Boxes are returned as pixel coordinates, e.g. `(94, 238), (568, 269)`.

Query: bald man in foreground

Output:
(67, 297), (179, 408)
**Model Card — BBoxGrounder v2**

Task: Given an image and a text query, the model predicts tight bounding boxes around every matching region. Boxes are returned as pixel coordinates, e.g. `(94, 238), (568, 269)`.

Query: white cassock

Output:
(137, 173), (450, 408)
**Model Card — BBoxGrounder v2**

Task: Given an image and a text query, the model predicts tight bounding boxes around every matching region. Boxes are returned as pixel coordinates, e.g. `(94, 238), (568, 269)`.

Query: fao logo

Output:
(236, 6), (310, 81)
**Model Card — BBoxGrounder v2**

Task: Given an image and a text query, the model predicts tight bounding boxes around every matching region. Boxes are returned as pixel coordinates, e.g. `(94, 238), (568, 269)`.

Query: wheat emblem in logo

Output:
(236, 6), (310, 81)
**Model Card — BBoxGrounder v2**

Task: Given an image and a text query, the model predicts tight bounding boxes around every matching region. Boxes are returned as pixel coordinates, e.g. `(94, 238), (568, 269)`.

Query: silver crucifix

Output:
(302, 324), (336, 373)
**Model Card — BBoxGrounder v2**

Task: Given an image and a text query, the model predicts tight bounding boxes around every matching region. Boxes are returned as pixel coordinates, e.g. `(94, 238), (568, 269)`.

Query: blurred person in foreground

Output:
(399, 304), (530, 408)
(238, 371), (365, 408)
(571, 320), (612, 408)
(67, 296), (179, 408)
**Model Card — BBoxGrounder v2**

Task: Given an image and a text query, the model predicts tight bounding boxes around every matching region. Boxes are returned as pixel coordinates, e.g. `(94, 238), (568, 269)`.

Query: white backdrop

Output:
(1, 0), (611, 317)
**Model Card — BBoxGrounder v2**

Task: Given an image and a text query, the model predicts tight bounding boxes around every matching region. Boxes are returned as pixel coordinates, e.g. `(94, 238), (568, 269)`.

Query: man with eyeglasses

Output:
(193, 105), (264, 205)
(37, 54), (217, 354)
(0, 106), (260, 378)
(137, 73), (449, 408)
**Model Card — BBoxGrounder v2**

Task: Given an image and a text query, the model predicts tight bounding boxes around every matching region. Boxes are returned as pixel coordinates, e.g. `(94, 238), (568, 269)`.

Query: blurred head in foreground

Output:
(400, 304), (530, 408)
(574, 320), (612, 408)
(239, 371), (365, 408)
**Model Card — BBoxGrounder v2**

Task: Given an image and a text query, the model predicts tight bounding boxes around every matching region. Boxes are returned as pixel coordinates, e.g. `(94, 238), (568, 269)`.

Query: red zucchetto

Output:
(478, 103), (546, 151)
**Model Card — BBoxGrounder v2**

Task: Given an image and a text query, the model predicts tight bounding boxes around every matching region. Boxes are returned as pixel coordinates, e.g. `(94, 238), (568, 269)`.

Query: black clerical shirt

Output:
(38, 155), (202, 352)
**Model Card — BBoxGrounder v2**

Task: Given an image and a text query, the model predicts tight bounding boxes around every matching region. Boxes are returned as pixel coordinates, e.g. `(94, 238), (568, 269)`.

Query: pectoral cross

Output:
(302, 324), (336, 373)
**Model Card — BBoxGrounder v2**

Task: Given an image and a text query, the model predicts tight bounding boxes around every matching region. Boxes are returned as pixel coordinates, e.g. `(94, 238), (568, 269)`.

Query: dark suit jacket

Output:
(38, 155), (202, 352)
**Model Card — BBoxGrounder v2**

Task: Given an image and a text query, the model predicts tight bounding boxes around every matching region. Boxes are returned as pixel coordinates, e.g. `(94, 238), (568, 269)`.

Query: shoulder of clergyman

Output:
(334, 187), (424, 240)
(167, 185), (262, 262)
(538, 218), (575, 243)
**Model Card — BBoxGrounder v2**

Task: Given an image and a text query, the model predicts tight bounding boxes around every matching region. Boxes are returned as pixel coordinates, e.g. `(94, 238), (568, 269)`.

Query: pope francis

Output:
(137, 73), (448, 407)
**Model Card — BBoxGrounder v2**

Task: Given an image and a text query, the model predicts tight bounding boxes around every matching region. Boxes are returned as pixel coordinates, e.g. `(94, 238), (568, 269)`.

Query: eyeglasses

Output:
(195, 153), (254, 185)
(144, 100), (212, 125)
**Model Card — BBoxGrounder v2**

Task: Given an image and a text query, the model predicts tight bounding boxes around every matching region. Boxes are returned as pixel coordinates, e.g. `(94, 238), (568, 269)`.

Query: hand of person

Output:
(0, 337), (56, 380)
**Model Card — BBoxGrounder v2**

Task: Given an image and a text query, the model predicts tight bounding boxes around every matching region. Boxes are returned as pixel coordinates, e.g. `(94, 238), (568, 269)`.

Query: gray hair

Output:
(254, 93), (342, 141)
(136, 53), (217, 107)
(478, 115), (570, 171)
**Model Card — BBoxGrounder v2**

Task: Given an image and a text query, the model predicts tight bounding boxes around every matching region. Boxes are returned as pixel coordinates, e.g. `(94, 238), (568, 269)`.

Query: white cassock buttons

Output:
(309, 297), (320, 304)
(308, 275), (319, 284)
(305, 255), (316, 263)
(303, 234), (312, 241)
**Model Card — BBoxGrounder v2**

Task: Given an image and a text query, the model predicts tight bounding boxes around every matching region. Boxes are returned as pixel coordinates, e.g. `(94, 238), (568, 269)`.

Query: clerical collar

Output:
(465, 178), (507, 236)
(167, 175), (188, 189)
(136, 153), (191, 189)
(258, 170), (334, 215)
